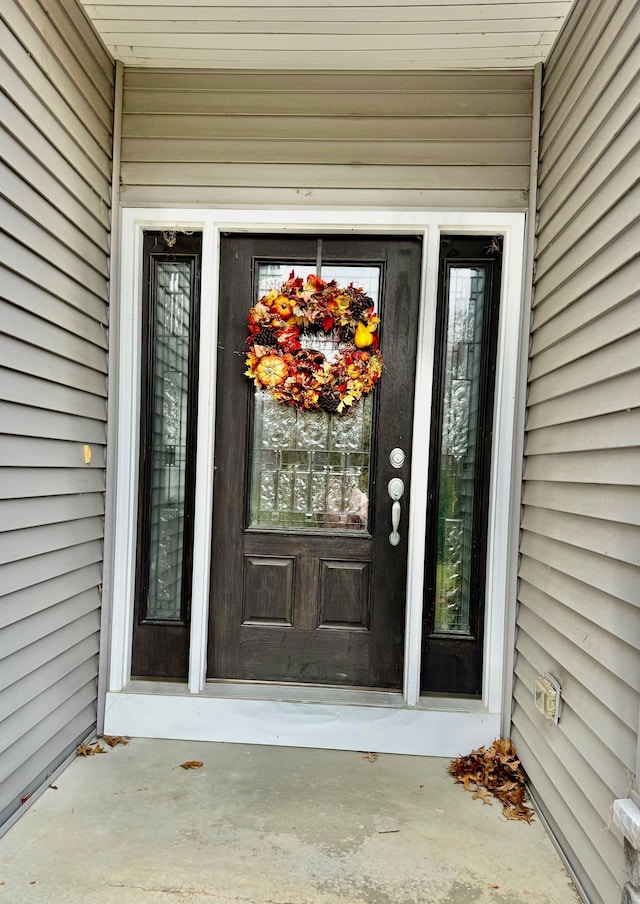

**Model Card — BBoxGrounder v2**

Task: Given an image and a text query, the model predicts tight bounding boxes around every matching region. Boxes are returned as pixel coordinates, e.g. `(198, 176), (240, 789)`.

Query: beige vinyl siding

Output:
(120, 69), (533, 210)
(512, 0), (640, 901)
(0, 0), (113, 828)
(80, 0), (573, 71)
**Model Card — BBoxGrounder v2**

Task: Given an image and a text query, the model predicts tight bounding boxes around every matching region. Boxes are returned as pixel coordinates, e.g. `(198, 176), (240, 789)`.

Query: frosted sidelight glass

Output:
(434, 267), (486, 634)
(146, 262), (192, 619)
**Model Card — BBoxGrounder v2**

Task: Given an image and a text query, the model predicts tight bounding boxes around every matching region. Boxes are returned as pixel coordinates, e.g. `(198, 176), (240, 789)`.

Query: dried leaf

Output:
(76, 742), (106, 757)
(362, 752), (379, 763)
(516, 805), (536, 824)
(180, 761), (203, 770)
(102, 735), (130, 748)
(20, 794), (31, 805)
(472, 786), (493, 805)
(503, 806), (521, 821)
(49, 785), (58, 790)
(495, 780), (518, 793)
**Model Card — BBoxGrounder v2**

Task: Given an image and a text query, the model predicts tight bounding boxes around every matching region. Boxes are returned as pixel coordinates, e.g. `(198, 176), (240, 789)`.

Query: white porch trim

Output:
(106, 207), (526, 755)
(105, 684), (500, 758)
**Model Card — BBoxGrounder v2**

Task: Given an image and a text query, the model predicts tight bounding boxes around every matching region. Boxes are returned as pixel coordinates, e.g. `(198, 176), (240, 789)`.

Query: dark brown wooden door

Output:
(208, 235), (422, 688)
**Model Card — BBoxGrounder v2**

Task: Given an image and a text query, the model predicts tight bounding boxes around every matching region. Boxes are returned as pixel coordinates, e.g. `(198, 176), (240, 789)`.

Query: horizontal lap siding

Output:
(0, 0), (113, 828)
(120, 69), (532, 209)
(512, 0), (640, 901)
(79, 0), (574, 70)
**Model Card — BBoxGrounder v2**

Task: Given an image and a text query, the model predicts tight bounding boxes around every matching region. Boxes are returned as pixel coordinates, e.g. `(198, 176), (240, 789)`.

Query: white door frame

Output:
(104, 207), (526, 756)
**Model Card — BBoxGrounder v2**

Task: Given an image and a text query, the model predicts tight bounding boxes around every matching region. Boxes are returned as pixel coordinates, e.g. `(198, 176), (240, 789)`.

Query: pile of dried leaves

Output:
(449, 738), (535, 823)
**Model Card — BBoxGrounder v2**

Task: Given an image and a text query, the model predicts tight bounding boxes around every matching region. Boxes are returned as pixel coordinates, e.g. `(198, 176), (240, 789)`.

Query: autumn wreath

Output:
(245, 271), (383, 414)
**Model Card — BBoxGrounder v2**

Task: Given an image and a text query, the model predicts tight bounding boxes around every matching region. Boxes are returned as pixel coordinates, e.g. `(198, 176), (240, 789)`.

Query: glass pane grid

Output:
(321, 266), (380, 304)
(256, 264), (380, 305)
(250, 393), (372, 531)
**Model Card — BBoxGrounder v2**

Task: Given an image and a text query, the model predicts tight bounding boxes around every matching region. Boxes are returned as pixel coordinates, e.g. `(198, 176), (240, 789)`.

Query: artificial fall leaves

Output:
(449, 738), (535, 824)
(245, 271), (384, 414)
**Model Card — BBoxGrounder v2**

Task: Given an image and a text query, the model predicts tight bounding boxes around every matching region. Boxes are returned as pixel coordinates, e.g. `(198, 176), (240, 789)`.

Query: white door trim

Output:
(106, 207), (525, 755)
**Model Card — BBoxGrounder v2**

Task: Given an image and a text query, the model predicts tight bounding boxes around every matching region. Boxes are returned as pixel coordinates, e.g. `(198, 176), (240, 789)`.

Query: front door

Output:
(208, 235), (423, 688)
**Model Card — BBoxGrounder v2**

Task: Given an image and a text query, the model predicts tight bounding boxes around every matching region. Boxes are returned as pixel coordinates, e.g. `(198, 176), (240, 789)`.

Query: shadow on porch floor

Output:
(0, 739), (580, 904)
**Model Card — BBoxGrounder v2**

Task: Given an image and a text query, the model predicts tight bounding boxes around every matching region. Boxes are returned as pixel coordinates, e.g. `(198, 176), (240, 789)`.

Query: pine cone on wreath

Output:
(252, 328), (278, 348)
(318, 392), (341, 413)
(349, 296), (373, 320)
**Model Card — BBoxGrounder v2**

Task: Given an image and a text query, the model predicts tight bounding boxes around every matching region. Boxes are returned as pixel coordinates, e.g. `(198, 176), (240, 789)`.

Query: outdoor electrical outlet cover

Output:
(534, 673), (563, 724)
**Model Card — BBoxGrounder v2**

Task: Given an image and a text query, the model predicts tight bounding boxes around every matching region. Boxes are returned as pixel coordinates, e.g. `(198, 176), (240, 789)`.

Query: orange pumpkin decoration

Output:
(271, 295), (293, 319)
(255, 354), (288, 387)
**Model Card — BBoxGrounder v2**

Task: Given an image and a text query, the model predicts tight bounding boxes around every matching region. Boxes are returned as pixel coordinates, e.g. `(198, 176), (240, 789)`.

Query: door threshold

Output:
(121, 679), (488, 712)
(106, 685), (499, 756)
(205, 680), (404, 708)
(123, 679), (403, 707)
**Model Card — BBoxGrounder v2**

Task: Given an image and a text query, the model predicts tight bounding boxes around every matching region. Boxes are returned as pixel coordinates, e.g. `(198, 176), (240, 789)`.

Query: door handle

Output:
(388, 477), (404, 547)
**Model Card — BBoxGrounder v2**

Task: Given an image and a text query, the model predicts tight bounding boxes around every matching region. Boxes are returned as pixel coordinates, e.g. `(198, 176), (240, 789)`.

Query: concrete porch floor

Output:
(0, 738), (580, 904)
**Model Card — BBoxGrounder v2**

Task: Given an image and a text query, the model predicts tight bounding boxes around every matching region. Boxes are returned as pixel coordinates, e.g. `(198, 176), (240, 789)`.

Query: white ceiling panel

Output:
(81, 0), (574, 69)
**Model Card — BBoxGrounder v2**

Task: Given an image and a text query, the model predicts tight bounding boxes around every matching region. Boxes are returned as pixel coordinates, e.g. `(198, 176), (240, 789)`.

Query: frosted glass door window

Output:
(146, 262), (192, 620)
(433, 267), (486, 634)
(249, 264), (380, 532)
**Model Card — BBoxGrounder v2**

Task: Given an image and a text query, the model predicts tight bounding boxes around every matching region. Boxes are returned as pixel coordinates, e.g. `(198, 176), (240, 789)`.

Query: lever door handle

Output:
(388, 478), (404, 546)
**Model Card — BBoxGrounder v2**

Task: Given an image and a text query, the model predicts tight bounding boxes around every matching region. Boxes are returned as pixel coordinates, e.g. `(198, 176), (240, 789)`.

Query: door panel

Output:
(208, 235), (422, 688)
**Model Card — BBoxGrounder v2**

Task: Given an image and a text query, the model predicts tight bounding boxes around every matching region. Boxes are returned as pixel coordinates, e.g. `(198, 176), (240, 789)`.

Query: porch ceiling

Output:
(81, 0), (574, 69)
